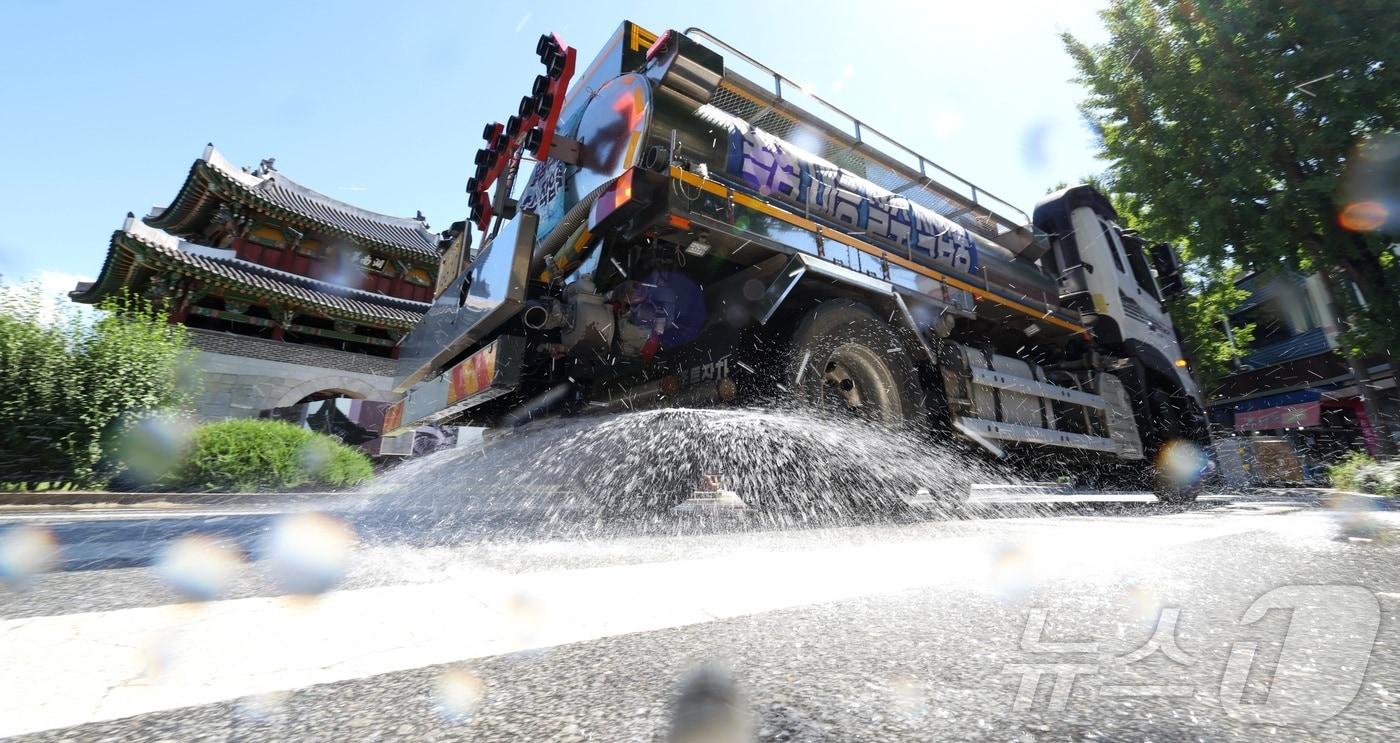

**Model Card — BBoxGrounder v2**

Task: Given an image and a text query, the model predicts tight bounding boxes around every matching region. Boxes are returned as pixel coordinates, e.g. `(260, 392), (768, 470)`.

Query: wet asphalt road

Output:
(2, 488), (1398, 742)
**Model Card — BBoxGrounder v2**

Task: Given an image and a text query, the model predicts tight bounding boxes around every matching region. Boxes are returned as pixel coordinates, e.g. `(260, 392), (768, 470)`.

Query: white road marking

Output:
(0, 517), (1266, 737)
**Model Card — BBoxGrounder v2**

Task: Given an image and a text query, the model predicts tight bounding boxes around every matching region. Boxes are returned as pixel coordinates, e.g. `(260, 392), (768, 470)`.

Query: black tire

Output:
(1148, 391), (1208, 504)
(1153, 468), (1199, 504)
(784, 299), (923, 428)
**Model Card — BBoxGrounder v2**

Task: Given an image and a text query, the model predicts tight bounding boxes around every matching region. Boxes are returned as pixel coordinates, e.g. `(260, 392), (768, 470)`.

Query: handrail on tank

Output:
(684, 27), (1033, 239)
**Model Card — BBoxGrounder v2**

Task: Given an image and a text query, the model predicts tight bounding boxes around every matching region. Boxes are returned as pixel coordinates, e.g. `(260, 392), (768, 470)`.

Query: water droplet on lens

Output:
(989, 543), (1032, 601)
(261, 512), (356, 595)
(888, 674), (927, 721)
(1156, 440), (1207, 491)
(0, 525), (59, 588)
(237, 690), (290, 721)
(669, 662), (750, 743)
(435, 666), (485, 722)
(156, 534), (244, 601)
(120, 414), (194, 484)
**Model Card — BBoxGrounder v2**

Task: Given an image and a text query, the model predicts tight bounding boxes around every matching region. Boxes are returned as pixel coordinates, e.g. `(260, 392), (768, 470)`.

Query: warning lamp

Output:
(645, 30), (673, 62)
(536, 33), (556, 58)
(1174, 358), (1189, 368)
(534, 92), (554, 119)
(484, 122), (504, 147)
(532, 74), (550, 98)
(546, 55), (566, 79)
(523, 127), (544, 154)
(518, 95), (536, 118)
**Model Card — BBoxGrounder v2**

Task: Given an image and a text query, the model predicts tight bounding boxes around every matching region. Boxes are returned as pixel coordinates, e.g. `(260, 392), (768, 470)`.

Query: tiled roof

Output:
(145, 145), (440, 262)
(1241, 327), (1332, 369)
(178, 242), (430, 315)
(253, 173), (436, 258)
(73, 217), (426, 329)
(1232, 272), (1305, 315)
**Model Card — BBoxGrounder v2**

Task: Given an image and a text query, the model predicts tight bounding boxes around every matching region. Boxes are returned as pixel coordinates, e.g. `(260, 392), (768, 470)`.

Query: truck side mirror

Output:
(1150, 243), (1186, 298)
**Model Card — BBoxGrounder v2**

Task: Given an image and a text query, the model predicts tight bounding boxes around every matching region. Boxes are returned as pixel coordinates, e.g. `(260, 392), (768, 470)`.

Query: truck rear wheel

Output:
(785, 299), (922, 428)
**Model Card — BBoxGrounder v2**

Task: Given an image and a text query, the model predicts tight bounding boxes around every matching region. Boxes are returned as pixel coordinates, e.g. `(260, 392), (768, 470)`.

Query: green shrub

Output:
(0, 286), (196, 488)
(1328, 452), (1374, 492)
(163, 419), (372, 492)
(1355, 459), (1399, 498)
(1328, 452), (1400, 497)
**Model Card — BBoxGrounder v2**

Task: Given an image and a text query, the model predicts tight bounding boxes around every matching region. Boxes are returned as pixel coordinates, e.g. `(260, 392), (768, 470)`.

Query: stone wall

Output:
(186, 328), (396, 376)
(186, 329), (397, 420)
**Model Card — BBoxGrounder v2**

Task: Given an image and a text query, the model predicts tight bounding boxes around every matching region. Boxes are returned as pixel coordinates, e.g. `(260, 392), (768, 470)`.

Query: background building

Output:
(73, 145), (442, 422)
(1207, 270), (1397, 482)
(434, 220), (472, 297)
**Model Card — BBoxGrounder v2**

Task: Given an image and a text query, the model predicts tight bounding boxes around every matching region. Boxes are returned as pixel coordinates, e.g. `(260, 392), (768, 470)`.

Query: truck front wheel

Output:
(1148, 389), (1209, 504)
(784, 299), (922, 428)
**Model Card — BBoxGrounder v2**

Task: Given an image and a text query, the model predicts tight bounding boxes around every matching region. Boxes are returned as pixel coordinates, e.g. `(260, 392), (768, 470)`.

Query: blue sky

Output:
(0, 0), (1110, 294)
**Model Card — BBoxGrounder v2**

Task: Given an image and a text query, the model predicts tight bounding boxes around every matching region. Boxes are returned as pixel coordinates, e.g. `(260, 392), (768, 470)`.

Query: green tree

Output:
(1062, 1), (1399, 358)
(1163, 257), (1254, 386)
(0, 286), (197, 488)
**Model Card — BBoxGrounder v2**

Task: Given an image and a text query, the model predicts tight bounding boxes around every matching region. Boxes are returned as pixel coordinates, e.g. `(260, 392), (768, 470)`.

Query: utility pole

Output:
(1318, 270), (1394, 456)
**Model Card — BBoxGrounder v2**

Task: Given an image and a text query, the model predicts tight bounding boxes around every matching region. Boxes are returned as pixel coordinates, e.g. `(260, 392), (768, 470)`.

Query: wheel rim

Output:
(816, 343), (902, 425)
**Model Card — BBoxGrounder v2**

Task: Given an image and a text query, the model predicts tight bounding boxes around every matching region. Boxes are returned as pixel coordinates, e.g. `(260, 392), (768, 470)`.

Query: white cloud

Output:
(514, 12), (532, 33)
(37, 270), (91, 297)
(1, 270), (95, 327)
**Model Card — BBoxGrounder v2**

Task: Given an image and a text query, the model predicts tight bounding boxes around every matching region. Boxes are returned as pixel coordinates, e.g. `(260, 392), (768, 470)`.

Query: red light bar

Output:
(529, 33), (576, 172)
(468, 32), (578, 233)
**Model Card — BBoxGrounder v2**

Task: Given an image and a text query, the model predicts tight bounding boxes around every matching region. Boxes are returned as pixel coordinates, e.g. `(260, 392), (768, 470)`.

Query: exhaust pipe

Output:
(522, 304), (549, 329)
(521, 301), (564, 330)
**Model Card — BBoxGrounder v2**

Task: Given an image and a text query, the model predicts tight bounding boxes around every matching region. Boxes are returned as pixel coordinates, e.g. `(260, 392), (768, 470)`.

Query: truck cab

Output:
(1034, 186), (1206, 448)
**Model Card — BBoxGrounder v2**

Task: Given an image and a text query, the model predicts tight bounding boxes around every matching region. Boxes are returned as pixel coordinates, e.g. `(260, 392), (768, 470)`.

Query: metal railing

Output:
(685, 27), (1036, 252)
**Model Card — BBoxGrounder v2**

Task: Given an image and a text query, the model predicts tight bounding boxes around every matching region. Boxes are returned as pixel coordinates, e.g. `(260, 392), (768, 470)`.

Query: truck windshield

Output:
(1122, 234), (1162, 302)
(1098, 218), (1127, 275)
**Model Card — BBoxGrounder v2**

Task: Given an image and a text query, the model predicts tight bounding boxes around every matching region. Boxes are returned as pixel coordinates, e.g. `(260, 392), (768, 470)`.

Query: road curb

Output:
(0, 491), (346, 509)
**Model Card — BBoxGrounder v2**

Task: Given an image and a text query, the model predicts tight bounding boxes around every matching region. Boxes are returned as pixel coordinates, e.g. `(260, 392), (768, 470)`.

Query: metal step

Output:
(969, 366), (1106, 409)
(954, 416), (1118, 453)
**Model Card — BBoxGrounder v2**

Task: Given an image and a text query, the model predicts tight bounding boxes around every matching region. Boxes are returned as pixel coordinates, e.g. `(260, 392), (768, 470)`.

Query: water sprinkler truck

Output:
(384, 22), (1211, 503)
